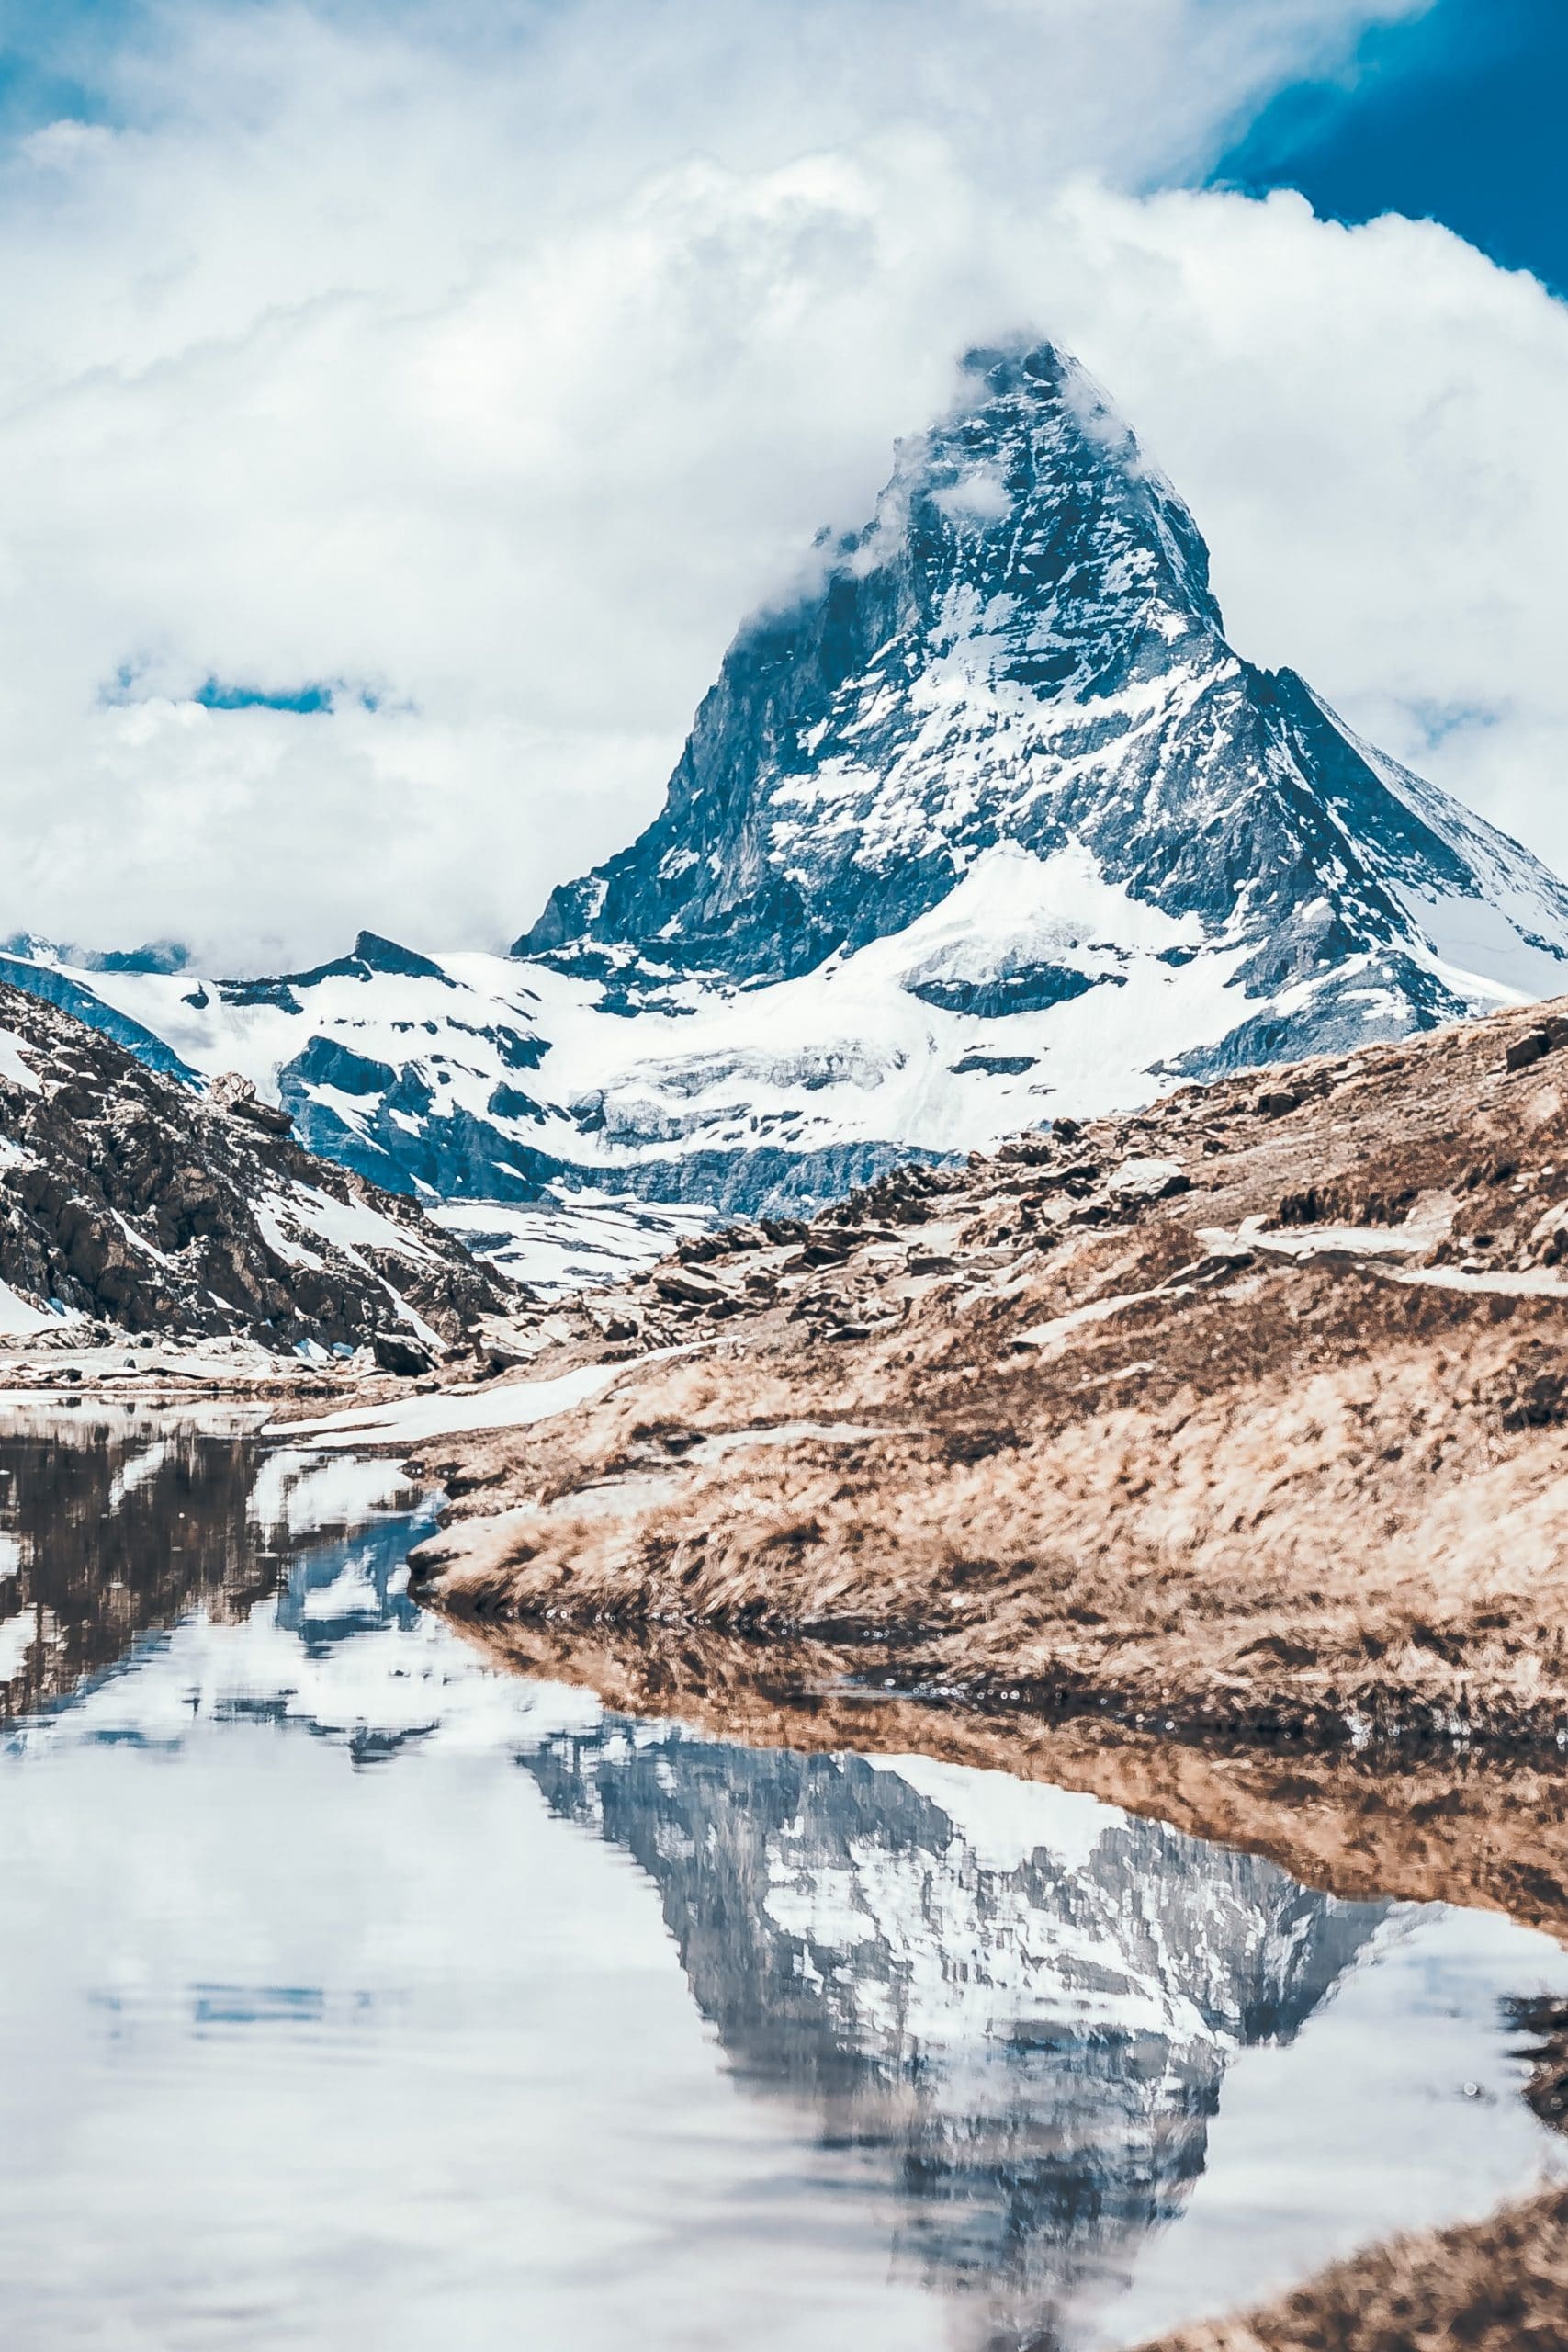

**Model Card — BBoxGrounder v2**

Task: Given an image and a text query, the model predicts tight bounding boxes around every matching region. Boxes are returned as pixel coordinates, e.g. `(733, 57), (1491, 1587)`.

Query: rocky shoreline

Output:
(438, 1611), (1568, 1940)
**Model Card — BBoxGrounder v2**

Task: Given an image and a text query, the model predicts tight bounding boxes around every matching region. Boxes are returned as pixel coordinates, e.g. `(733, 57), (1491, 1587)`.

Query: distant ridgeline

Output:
(10, 341), (1568, 1289)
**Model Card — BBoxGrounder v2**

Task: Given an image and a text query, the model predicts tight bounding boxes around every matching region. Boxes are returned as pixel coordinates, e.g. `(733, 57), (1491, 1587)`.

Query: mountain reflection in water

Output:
(525, 1724), (1386, 2332)
(0, 1404), (1563, 2352)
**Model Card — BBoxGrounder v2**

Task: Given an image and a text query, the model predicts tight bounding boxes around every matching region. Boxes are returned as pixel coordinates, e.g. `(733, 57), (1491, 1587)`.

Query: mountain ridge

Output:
(515, 340), (1568, 1041)
(6, 337), (1568, 1294)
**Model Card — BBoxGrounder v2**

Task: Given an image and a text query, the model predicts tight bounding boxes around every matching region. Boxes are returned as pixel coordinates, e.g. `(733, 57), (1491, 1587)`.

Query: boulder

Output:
(1506, 1029), (1553, 1074)
(1529, 1202), (1568, 1267)
(1108, 1156), (1191, 1202)
(372, 1330), (435, 1377)
(209, 1070), (294, 1136)
(586, 1304), (642, 1340)
(652, 1265), (730, 1307)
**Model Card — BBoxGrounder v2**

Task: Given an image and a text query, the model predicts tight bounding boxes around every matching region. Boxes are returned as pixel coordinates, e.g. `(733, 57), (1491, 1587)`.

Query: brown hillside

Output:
(411, 994), (1568, 1749)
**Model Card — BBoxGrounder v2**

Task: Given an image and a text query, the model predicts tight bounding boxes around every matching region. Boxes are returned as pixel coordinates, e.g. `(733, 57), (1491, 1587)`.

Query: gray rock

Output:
(209, 1070), (294, 1136)
(1506, 1030), (1552, 1073)
(0, 979), (508, 1351)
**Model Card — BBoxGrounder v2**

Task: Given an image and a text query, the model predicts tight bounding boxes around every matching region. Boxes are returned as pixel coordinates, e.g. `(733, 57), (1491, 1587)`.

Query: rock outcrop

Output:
(0, 978), (510, 1351)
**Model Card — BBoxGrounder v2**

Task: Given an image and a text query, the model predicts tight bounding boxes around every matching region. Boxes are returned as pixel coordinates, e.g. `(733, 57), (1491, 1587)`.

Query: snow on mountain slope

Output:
(522, 344), (1568, 1013)
(8, 339), (1568, 1291)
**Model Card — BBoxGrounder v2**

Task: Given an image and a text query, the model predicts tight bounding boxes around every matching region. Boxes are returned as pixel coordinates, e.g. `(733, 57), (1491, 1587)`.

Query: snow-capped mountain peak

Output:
(7, 336), (1568, 1293)
(514, 336), (1568, 1055)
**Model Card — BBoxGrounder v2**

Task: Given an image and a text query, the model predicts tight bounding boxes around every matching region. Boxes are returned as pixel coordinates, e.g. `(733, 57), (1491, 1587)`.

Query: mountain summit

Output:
(521, 339), (1568, 1066)
(9, 339), (1568, 1289)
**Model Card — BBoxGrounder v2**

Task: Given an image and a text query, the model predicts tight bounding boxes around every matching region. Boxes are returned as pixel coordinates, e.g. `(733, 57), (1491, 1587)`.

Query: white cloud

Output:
(2, 0), (1552, 973)
(932, 465), (1015, 525)
(1033, 185), (1568, 878)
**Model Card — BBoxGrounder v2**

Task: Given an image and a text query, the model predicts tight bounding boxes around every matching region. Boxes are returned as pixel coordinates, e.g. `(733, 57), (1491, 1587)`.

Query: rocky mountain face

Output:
(0, 979), (508, 1353)
(522, 342), (1568, 1047)
(525, 1715), (1385, 2344)
(8, 341), (1568, 1289)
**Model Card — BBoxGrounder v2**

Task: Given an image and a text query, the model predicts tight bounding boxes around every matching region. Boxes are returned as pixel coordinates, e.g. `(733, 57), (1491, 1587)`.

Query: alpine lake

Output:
(0, 1400), (1563, 2352)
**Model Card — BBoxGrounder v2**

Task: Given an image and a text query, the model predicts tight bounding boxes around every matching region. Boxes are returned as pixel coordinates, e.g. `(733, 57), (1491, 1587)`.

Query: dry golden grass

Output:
(1139, 2185), (1568, 2352)
(412, 996), (1568, 1745)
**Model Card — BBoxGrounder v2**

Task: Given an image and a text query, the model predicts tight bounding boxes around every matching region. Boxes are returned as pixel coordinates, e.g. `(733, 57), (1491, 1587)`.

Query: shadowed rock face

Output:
(0, 978), (509, 1347)
(524, 1718), (1387, 2342)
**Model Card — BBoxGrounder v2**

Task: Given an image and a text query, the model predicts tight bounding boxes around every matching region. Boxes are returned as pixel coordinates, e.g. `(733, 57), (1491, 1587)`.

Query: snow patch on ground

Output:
(272, 1360), (627, 1449)
(0, 1027), (40, 1094)
(882, 841), (1201, 987)
(0, 1281), (61, 1336)
(431, 1193), (713, 1298)
(287, 1183), (434, 1265)
(1016, 1284), (1183, 1354)
(1392, 881), (1568, 1005)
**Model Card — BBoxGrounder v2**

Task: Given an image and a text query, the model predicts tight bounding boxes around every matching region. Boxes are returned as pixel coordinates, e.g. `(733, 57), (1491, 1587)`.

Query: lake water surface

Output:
(1, 1403), (1564, 2352)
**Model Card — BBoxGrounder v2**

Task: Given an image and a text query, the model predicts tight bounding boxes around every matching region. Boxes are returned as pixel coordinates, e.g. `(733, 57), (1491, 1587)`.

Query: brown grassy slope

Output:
(412, 995), (1568, 1746)
(1137, 2183), (1568, 2352)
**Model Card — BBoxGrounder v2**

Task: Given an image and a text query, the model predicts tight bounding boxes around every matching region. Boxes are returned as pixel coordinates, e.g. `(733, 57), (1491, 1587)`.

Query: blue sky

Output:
(1215, 0), (1568, 296)
(0, 0), (113, 126)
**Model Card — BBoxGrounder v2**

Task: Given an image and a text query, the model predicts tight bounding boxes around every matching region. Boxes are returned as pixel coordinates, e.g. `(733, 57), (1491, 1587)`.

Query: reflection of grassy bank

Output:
(1140, 2183), (1568, 2352)
(439, 1611), (1568, 1942)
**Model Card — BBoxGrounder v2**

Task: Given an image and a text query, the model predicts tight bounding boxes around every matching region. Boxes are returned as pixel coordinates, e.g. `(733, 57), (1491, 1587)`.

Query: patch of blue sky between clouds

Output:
(100, 662), (383, 715)
(192, 677), (380, 716)
(1405, 699), (1506, 751)
(0, 0), (136, 131)
(1212, 0), (1568, 299)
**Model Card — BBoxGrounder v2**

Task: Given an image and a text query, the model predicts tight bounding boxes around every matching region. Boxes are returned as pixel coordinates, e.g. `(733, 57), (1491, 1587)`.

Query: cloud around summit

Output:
(0, 0), (1562, 970)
